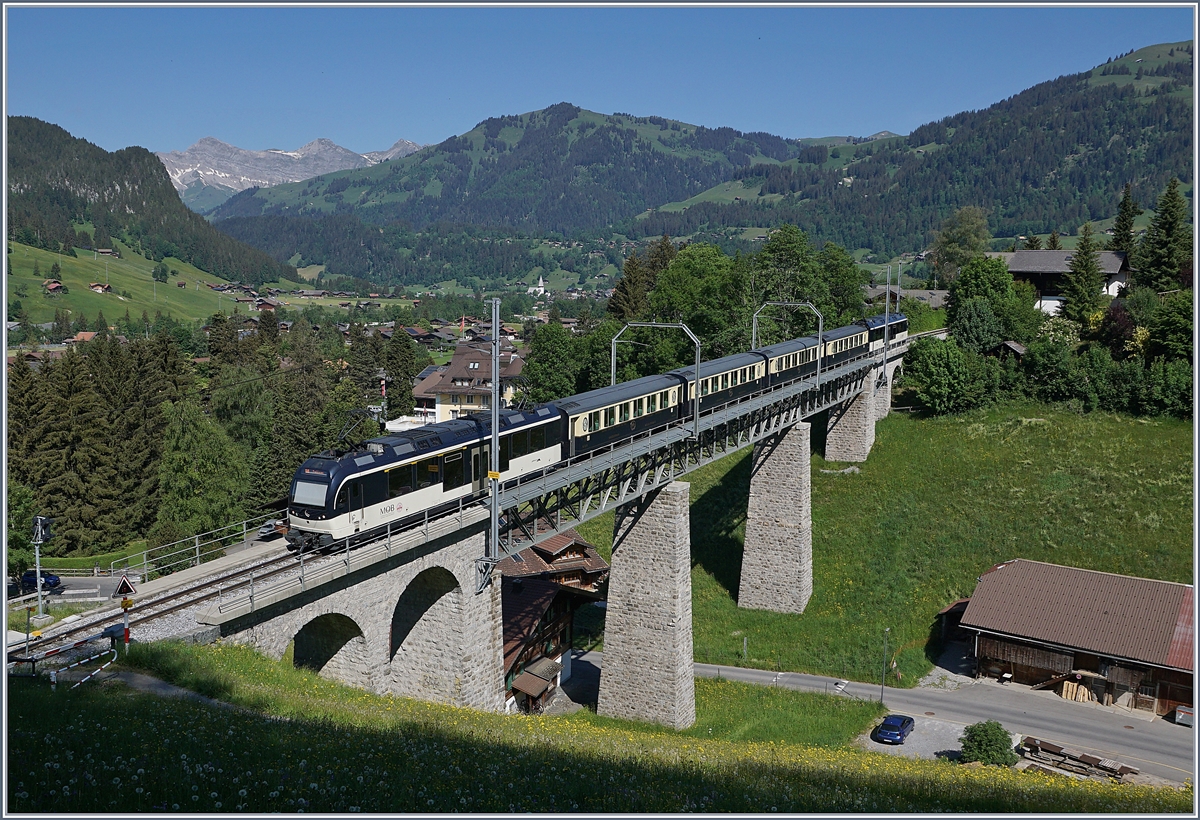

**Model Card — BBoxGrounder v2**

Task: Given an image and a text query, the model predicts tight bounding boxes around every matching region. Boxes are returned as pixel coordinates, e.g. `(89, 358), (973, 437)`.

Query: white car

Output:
(258, 520), (280, 538)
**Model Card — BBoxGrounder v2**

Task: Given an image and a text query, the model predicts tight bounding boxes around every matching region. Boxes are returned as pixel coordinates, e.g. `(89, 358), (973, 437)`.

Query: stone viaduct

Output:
(212, 358), (897, 730)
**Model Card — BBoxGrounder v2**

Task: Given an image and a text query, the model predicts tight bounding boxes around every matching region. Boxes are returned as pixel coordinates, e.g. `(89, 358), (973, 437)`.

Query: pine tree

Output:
(1061, 223), (1104, 324)
(26, 348), (124, 554)
(1023, 234), (1043, 250)
(1135, 178), (1190, 292)
(1109, 183), (1142, 257)
(1046, 230), (1062, 250)
(256, 308), (280, 350)
(383, 331), (419, 418)
(644, 234), (678, 287)
(608, 252), (650, 321)
(94, 310), (109, 338)
(6, 353), (40, 484)
(72, 312), (89, 334)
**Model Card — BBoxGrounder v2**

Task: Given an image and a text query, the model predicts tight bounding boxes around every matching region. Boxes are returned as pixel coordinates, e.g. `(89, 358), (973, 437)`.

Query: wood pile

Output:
(1020, 737), (1139, 782)
(1058, 679), (1097, 703)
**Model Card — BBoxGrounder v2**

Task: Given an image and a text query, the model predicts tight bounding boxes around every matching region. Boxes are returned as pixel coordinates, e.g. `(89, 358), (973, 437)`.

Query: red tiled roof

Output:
(961, 559), (1193, 671)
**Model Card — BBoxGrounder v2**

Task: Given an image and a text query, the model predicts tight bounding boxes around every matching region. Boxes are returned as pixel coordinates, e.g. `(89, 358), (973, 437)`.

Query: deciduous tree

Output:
(930, 206), (991, 284)
(155, 398), (248, 538)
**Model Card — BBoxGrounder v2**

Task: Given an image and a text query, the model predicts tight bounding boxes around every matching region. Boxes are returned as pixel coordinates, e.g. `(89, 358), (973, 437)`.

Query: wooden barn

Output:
(960, 559), (1192, 715)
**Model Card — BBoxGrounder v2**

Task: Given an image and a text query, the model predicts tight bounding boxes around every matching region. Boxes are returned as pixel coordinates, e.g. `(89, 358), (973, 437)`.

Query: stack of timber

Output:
(1020, 737), (1140, 782)
(1058, 679), (1098, 703)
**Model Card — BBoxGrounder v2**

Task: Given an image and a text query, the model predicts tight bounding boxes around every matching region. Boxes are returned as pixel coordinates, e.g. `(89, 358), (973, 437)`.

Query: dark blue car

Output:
(875, 714), (915, 744)
(20, 570), (61, 593)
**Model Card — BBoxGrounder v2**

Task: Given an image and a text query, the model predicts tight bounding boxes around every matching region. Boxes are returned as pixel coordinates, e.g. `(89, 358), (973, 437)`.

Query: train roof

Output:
(755, 336), (820, 358)
(296, 406), (558, 482)
(821, 324), (867, 341)
(860, 313), (908, 329)
(557, 373), (683, 415)
(668, 351), (764, 381)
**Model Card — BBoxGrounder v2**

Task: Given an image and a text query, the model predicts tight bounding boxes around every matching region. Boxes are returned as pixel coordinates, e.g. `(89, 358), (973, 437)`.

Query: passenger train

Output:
(284, 313), (907, 552)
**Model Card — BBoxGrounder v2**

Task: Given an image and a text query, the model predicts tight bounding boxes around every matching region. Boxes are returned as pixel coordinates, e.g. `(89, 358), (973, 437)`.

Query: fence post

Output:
(242, 520), (247, 546)
(195, 536), (200, 568)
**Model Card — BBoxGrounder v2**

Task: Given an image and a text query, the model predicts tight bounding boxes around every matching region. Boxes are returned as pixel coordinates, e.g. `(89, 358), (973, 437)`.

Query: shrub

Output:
(959, 720), (1018, 766)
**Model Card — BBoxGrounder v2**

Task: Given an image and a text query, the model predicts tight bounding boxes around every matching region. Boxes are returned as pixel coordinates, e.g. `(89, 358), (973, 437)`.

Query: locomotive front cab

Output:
(285, 459), (340, 551)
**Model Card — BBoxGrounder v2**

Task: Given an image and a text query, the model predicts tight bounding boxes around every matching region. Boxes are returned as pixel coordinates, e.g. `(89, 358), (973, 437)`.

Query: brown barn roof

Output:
(960, 559), (1193, 671)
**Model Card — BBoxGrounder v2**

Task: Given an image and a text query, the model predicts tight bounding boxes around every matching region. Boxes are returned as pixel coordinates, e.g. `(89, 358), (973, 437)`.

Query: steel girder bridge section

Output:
(495, 355), (876, 555)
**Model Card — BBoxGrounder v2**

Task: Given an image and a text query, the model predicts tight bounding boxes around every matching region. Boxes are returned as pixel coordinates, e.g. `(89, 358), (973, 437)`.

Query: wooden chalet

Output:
(498, 530), (610, 714)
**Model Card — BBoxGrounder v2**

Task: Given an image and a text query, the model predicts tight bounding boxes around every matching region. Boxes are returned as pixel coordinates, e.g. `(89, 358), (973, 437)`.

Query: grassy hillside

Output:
(210, 103), (798, 233)
(7, 643), (1187, 813)
(7, 240), (239, 325)
(577, 403), (1192, 684)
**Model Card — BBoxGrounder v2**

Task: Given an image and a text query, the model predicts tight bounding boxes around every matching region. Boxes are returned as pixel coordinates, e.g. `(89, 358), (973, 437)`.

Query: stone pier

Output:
(874, 358), (902, 421)
(738, 422), (812, 613)
(825, 385), (876, 463)
(597, 481), (696, 730)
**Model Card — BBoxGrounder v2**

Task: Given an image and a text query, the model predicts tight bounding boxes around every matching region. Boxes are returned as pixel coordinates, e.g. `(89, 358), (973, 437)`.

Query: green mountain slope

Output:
(6, 117), (298, 288)
(635, 41), (1192, 252)
(210, 103), (802, 233)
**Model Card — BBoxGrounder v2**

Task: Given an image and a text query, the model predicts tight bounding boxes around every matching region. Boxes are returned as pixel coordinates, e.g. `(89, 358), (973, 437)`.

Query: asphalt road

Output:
(569, 650), (1195, 784)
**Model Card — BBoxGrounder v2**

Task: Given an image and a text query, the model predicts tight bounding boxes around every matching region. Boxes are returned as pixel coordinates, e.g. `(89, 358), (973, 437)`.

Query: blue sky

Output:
(5, 5), (1194, 154)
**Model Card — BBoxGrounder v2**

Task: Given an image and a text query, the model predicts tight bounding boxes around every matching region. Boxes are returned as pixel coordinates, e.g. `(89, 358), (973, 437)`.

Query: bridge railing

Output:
(110, 512), (277, 583)
(208, 496), (478, 620)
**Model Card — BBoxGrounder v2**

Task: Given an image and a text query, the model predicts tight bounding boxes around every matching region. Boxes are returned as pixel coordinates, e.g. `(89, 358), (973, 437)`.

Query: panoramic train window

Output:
(701, 380), (709, 397)
(363, 473), (388, 506)
(292, 481), (328, 507)
(587, 411), (600, 433)
(510, 428), (530, 457)
(619, 402), (631, 422)
(388, 465), (415, 497)
(416, 456), (440, 489)
(605, 407), (616, 427)
(721, 373), (729, 390)
(442, 452), (465, 490)
(634, 398), (644, 417)
(648, 394), (657, 413)
(530, 424), (546, 451)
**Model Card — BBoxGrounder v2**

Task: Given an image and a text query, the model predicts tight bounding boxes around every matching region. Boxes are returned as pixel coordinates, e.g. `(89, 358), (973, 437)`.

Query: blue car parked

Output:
(20, 570), (61, 593)
(875, 714), (915, 744)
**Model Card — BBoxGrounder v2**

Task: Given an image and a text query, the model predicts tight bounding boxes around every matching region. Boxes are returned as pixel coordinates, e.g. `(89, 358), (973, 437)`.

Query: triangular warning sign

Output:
(113, 575), (137, 597)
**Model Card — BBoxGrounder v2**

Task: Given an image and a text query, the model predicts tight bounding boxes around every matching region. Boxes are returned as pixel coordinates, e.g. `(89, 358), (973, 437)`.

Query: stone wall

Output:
(597, 481), (696, 730)
(225, 530), (505, 712)
(739, 422), (812, 613)
(825, 386), (876, 463)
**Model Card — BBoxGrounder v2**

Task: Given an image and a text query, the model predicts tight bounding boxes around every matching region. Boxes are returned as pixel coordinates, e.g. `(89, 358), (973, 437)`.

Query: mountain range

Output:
(156, 136), (423, 213)
(210, 41), (1192, 266)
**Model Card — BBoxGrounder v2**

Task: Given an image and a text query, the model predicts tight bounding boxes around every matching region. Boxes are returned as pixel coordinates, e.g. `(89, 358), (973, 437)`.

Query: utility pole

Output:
(31, 516), (53, 619)
(881, 627), (890, 703)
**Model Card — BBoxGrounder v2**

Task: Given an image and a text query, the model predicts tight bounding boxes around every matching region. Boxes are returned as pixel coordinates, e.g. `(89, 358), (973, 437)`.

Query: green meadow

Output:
(7, 642), (1189, 813)
(577, 403), (1193, 684)
(7, 240), (237, 324)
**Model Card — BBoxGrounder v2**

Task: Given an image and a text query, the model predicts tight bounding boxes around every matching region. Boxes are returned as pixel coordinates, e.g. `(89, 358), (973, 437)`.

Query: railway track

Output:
(7, 548), (303, 659)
